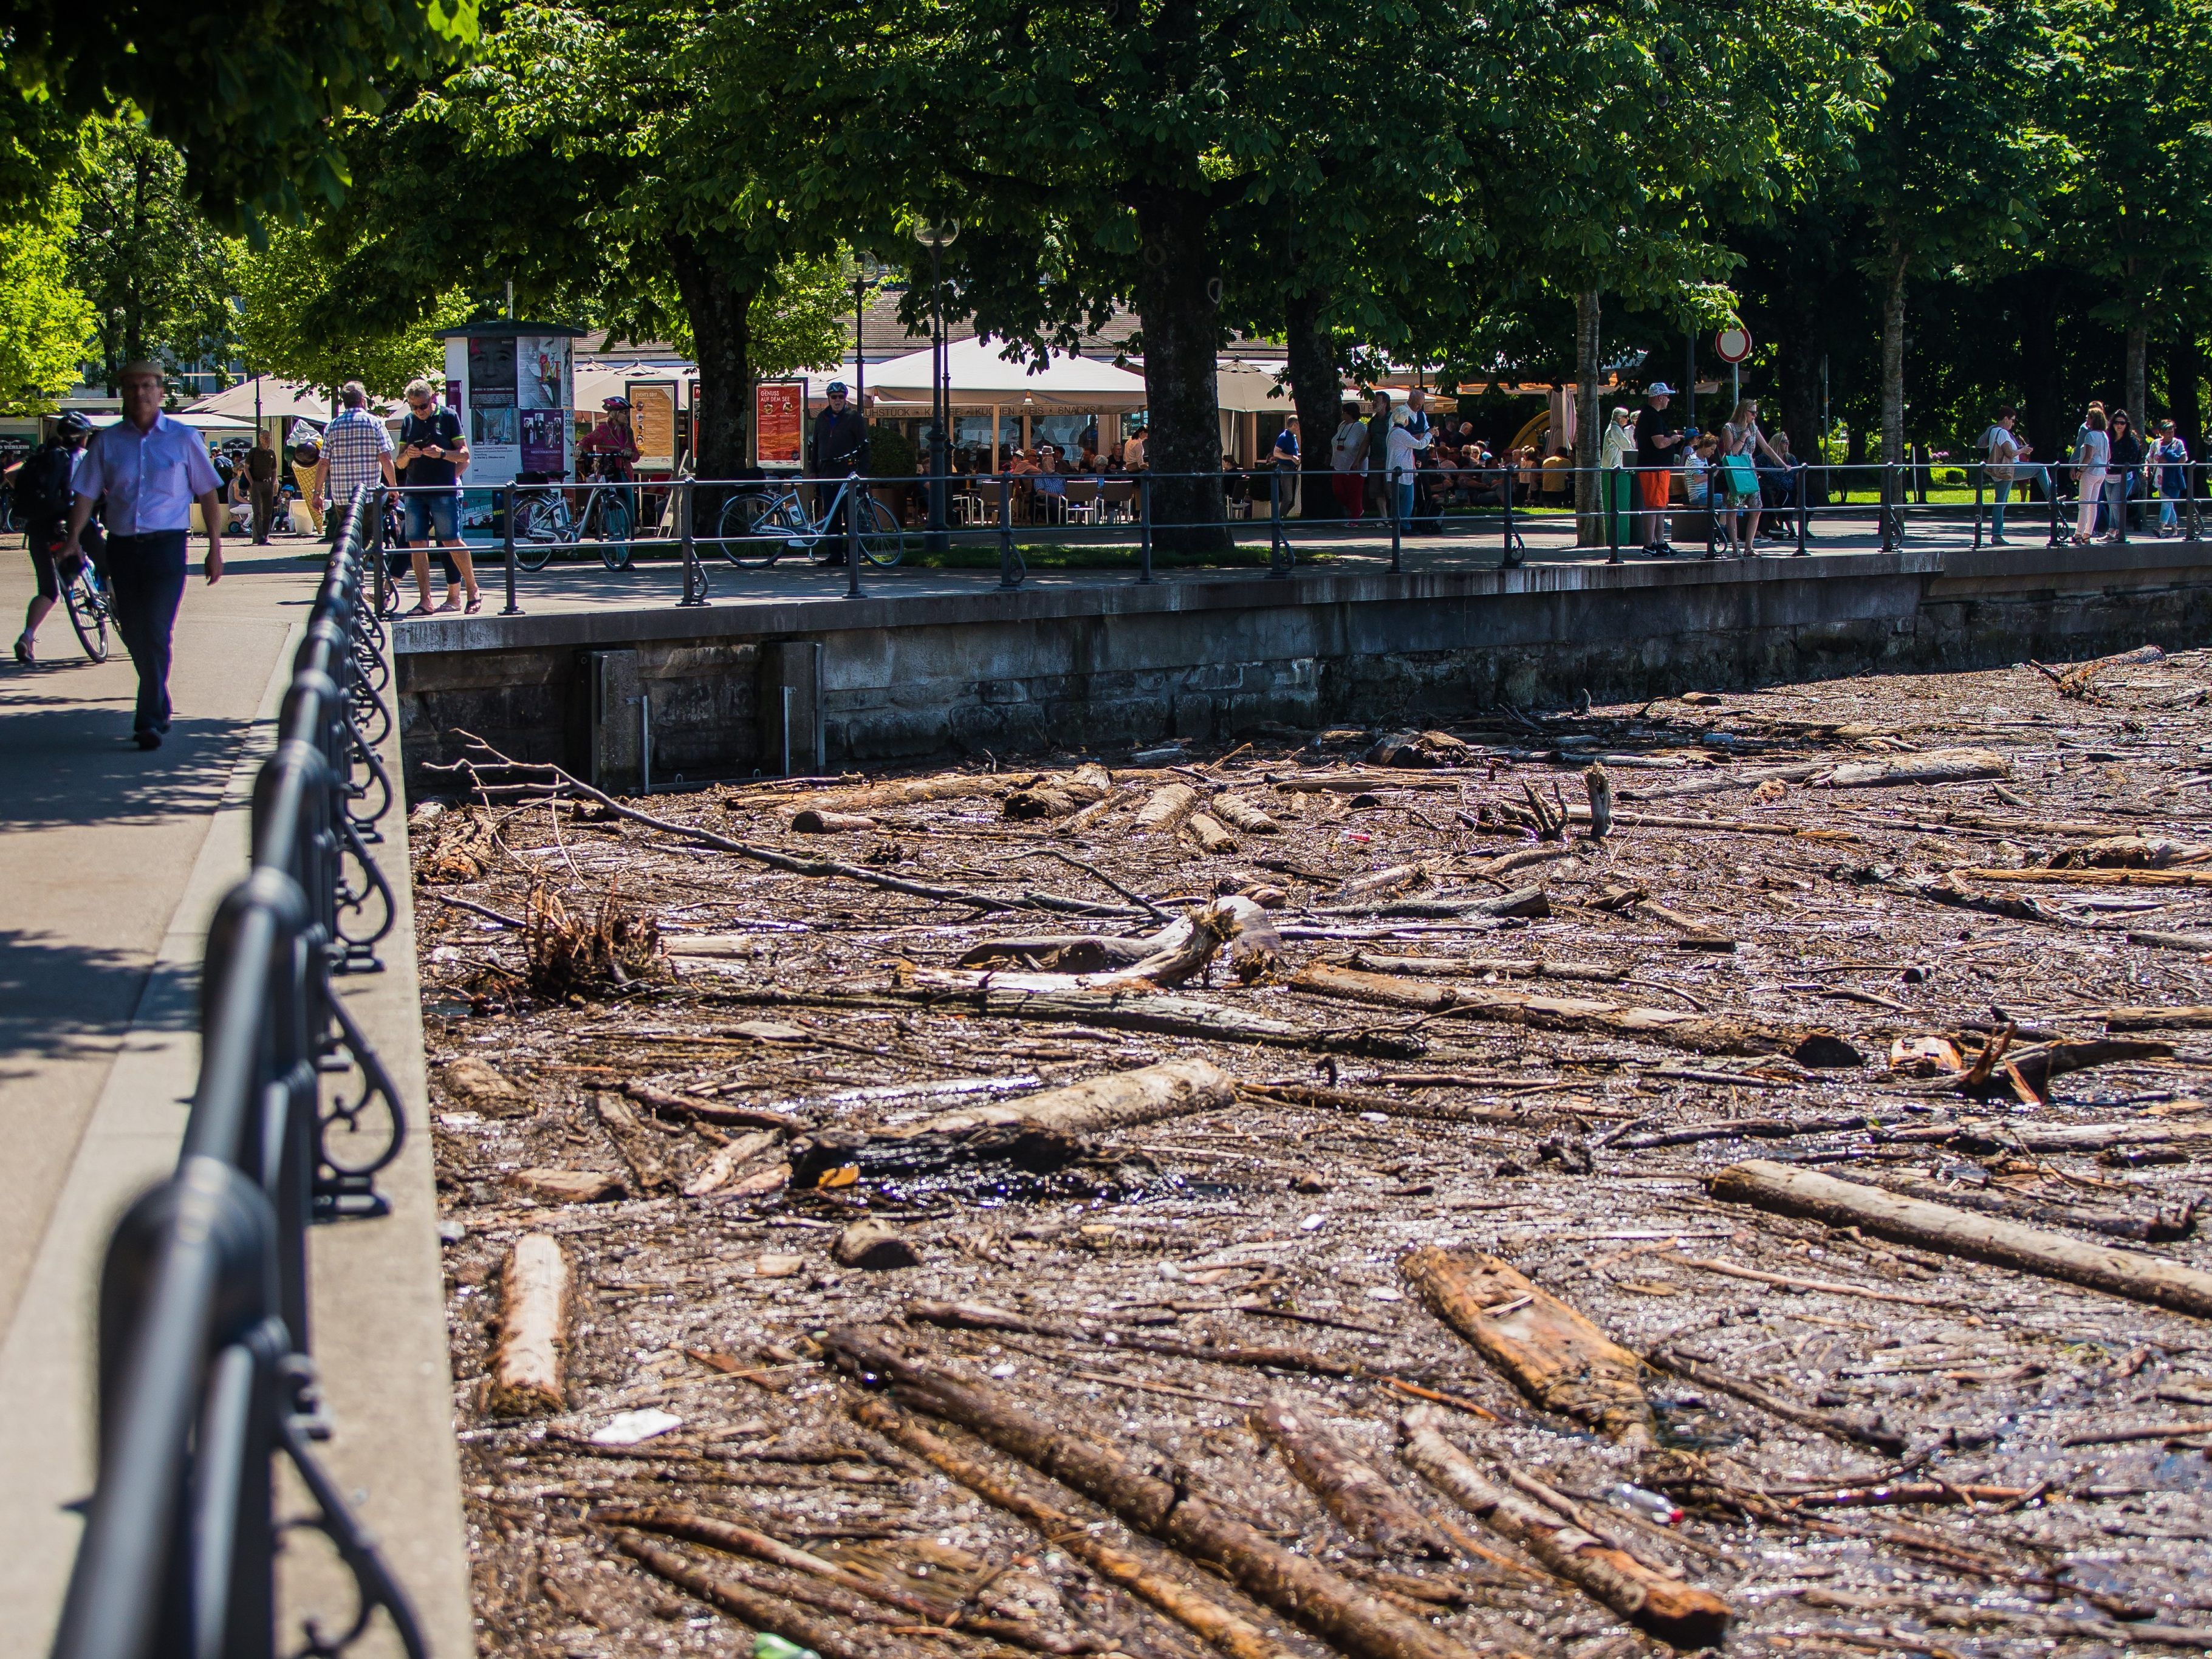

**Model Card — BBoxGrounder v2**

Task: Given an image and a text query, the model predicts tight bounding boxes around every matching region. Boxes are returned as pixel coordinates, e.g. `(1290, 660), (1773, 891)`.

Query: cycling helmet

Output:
(826, 381), (849, 397)
(57, 410), (93, 436)
(601, 395), (631, 411)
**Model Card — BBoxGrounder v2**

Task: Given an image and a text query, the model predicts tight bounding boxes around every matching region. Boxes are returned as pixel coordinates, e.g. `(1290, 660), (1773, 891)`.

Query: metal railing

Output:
(53, 490), (422, 1659)
(360, 454), (2212, 614)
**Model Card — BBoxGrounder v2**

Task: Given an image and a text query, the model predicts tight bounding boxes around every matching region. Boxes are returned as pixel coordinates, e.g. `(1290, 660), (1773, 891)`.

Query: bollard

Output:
(844, 479), (865, 599)
(1268, 468), (1290, 576)
(500, 485), (521, 615)
(998, 475), (1022, 589)
(1388, 467), (1402, 573)
(1502, 460), (1519, 569)
(1137, 474), (1154, 583)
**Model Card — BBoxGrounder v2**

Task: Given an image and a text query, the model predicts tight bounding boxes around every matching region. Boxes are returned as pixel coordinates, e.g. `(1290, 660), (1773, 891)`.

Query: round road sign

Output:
(1714, 325), (1753, 364)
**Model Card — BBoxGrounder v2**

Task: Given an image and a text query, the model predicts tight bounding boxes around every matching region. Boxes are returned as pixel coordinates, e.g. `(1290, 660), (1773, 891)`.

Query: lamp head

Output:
(913, 219), (962, 249)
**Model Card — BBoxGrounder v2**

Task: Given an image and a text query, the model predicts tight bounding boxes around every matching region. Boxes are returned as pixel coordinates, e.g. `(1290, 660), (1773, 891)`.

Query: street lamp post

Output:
(913, 220), (960, 555)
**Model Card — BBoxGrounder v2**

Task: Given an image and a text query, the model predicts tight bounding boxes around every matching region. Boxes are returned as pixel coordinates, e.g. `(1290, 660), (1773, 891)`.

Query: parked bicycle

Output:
(711, 471), (905, 568)
(513, 457), (635, 571)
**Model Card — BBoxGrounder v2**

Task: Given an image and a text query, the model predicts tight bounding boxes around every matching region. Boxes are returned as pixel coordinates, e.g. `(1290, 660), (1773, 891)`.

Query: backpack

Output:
(12, 442), (73, 522)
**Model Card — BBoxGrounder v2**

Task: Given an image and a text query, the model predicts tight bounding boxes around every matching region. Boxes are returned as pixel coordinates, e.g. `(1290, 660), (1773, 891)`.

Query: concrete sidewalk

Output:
(0, 535), (473, 1655)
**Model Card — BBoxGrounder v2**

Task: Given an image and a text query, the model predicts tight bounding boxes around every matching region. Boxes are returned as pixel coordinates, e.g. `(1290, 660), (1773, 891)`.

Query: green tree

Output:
(66, 123), (238, 390)
(0, 0), (477, 224)
(235, 223), (468, 398)
(0, 189), (95, 410)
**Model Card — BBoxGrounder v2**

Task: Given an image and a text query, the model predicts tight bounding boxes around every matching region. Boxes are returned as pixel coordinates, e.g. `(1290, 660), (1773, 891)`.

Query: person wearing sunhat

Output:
(1632, 381), (1686, 555)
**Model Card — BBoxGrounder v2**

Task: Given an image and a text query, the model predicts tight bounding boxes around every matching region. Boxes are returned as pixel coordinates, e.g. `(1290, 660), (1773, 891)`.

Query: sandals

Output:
(464, 593), (482, 614)
(436, 597), (463, 613)
(405, 603), (437, 617)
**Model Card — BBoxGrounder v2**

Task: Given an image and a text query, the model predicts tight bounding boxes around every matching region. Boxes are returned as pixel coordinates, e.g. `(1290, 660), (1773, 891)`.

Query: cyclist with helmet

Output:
(580, 395), (640, 483)
(10, 411), (103, 664)
(806, 381), (869, 565)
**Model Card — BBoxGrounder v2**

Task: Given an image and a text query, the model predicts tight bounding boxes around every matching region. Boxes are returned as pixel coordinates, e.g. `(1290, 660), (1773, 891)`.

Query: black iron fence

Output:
(361, 455), (2212, 613)
(53, 491), (422, 1659)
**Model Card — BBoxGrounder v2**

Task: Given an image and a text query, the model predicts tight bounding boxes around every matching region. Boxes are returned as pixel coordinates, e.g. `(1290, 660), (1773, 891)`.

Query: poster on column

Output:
(518, 335), (573, 476)
(628, 380), (677, 470)
(756, 380), (805, 468)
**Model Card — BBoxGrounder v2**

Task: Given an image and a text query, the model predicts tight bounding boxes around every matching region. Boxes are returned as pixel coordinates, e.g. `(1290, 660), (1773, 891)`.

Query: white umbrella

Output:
(868, 338), (1149, 409)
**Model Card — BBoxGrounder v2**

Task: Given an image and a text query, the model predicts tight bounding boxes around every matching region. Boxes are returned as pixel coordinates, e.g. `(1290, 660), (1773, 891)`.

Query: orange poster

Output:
(756, 380), (806, 467)
(627, 379), (677, 469)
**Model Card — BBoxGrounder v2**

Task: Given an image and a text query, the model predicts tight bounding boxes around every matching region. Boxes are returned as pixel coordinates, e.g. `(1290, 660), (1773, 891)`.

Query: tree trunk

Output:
(1284, 287), (1340, 521)
(2126, 315), (2149, 425)
(1134, 188), (1228, 552)
(1573, 289), (1601, 544)
(2020, 272), (2063, 487)
(2168, 332), (2205, 455)
(1879, 233), (1908, 470)
(666, 234), (755, 481)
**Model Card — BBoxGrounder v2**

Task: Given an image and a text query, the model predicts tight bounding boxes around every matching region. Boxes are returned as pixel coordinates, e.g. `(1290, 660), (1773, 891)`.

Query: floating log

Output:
(956, 931), (1162, 973)
(1956, 867), (2212, 888)
(1134, 782), (1201, 833)
(1813, 748), (2011, 788)
(1344, 953), (1626, 983)
(1291, 962), (1859, 1067)
(1319, 883), (1551, 920)
(905, 904), (1239, 993)
(1212, 794), (1282, 834)
(1188, 812), (1238, 854)
(848, 1397), (1291, 1659)
(1399, 1406), (1731, 1649)
(1250, 1400), (1453, 1558)
(2102, 1006), (2212, 1030)
(485, 1234), (570, 1416)
(971, 986), (1426, 1056)
(824, 1328), (1490, 1659)
(1705, 1159), (2212, 1319)
(1402, 1247), (1655, 1446)
(791, 809), (880, 833)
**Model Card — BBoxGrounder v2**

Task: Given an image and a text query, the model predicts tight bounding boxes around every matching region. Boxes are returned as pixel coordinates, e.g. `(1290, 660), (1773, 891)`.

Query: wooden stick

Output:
(1645, 1347), (1905, 1454)
(613, 1529), (927, 1659)
(623, 1079), (804, 1134)
(906, 1299), (1355, 1376)
(1956, 867), (2212, 888)
(1398, 1406), (1731, 1648)
(485, 1234), (569, 1416)
(1249, 1399), (1454, 1558)
(847, 1397), (1295, 1659)
(1401, 1247), (1655, 1446)
(1706, 1159), (2212, 1319)
(824, 1329), (1489, 1659)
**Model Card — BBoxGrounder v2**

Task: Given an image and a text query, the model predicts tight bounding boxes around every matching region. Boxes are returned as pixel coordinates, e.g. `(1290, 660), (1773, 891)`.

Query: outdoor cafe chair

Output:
(1100, 479), (1136, 523)
(1063, 478), (1101, 524)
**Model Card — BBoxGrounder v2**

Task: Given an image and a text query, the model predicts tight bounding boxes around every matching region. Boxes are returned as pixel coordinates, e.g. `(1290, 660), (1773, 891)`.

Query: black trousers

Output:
(106, 531), (187, 736)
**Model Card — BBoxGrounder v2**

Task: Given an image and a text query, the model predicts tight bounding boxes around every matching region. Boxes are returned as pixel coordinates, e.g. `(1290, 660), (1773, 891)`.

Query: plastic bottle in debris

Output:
(756, 1637), (821, 1659)
(1610, 1483), (1685, 1525)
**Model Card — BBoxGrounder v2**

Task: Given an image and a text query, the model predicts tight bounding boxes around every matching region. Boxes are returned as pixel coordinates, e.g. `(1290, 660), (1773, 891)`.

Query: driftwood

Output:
(804, 773), (993, 812)
(592, 1092), (678, 1192)
(1343, 953), (1626, 983)
(1644, 1346), (1905, 1454)
(1957, 866), (2212, 888)
(907, 1299), (1355, 1376)
(485, 1234), (570, 1416)
(2104, 1005), (2212, 1030)
(1813, 748), (2011, 788)
(1188, 812), (1238, 853)
(2029, 643), (2164, 697)
(1250, 1400), (1453, 1558)
(1212, 793), (1282, 834)
(623, 1078), (805, 1134)
(1706, 1158), (2212, 1319)
(1317, 883), (1551, 920)
(1273, 772), (1460, 795)
(791, 809), (880, 833)
(963, 986), (1425, 1056)
(905, 903), (1239, 994)
(787, 1058), (1234, 1190)
(1399, 1407), (1731, 1648)
(1402, 1247), (1655, 1446)
(824, 1327), (1491, 1659)
(847, 1397), (1291, 1659)
(957, 931), (1160, 972)
(614, 1530), (925, 1659)
(1290, 962), (1861, 1066)
(1583, 764), (1613, 840)
(1560, 805), (1856, 840)
(1134, 782), (1201, 833)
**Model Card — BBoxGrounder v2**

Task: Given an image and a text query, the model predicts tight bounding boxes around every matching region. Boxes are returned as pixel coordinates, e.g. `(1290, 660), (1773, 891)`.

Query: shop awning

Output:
(866, 338), (1150, 410)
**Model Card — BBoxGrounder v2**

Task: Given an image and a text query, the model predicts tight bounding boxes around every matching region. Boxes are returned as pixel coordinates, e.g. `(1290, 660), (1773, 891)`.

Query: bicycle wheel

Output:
(858, 496), (906, 567)
(719, 493), (799, 567)
(65, 564), (109, 662)
(596, 493), (634, 570)
(510, 496), (564, 570)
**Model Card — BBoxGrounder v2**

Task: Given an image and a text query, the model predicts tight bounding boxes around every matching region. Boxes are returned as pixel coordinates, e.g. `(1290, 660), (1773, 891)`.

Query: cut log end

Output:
(485, 1233), (570, 1417)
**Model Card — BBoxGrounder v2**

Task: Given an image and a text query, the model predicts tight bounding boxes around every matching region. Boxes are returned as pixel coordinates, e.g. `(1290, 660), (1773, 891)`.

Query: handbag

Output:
(1721, 452), (1758, 498)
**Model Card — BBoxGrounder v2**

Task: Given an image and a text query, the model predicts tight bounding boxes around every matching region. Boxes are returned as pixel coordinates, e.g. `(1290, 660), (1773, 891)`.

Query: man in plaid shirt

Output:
(313, 380), (396, 537)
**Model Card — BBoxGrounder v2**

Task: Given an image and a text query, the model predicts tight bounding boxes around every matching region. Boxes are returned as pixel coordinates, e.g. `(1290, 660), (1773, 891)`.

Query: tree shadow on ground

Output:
(0, 700), (251, 833)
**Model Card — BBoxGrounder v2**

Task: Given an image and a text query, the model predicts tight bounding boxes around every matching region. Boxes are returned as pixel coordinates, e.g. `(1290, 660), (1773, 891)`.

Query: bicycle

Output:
(710, 472), (905, 568)
(65, 553), (111, 662)
(512, 462), (635, 571)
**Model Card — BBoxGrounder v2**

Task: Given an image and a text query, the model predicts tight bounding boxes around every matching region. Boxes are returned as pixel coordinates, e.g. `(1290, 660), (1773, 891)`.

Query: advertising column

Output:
(519, 335), (574, 480)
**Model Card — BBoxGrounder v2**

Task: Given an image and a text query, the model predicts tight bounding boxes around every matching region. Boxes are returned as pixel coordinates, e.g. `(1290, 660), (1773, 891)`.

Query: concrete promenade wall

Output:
(395, 541), (2212, 790)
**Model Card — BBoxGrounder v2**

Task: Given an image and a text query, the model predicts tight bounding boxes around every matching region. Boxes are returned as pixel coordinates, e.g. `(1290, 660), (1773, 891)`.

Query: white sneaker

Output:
(11, 634), (30, 666)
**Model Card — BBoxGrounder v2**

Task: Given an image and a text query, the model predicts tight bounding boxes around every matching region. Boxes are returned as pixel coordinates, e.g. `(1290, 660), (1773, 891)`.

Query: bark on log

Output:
(1213, 795), (1282, 834)
(1249, 1400), (1453, 1558)
(485, 1234), (570, 1417)
(2030, 643), (2163, 696)
(1643, 1347), (1905, 1454)
(1291, 962), (1859, 1067)
(957, 932), (1163, 971)
(1344, 954), (1626, 983)
(614, 1530), (927, 1659)
(1956, 867), (2212, 888)
(1135, 782), (1201, 833)
(916, 1057), (1234, 1137)
(594, 1091), (679, 1192)
(905, 905), (1238, 994)
(1402, 1247), (1655, 1446)
(1812, 748), (2011, 788)
(1398, 1408), (1730, 1649)
(1273, 773), (1460, 795)
(1063, 788), (1135, 833)
(906, 1299), (1354, 1375)
(824, 1329), (1490, 1659)
(804, 774), (993, 812)
(1705, 1158), (2212, 1319)
(848, 1397), (1293, 1659)
(1583, 765), (1612, 840)
(1188, 813), (1238, 854)
(1319, 884), (1550, 920)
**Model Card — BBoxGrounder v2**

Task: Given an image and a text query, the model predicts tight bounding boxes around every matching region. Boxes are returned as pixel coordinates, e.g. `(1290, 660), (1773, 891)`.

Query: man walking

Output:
(58, 361), (224, 749)
(1632, 382), (1685, 554)
(395, 377), (476, 614)
(315, 381), (397, 539)
(245, 436), (279, 543)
